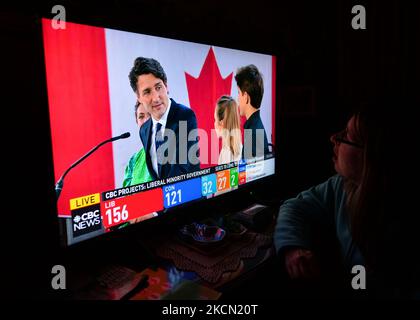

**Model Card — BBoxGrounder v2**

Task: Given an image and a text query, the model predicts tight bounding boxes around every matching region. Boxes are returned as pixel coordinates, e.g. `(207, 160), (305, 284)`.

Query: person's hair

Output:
(129, 57), (167, 93)
(216, 95), (242, 157)
(234, 64), (264, 109)
(134, 101), (140, 120)
(344, 97), (416, 281)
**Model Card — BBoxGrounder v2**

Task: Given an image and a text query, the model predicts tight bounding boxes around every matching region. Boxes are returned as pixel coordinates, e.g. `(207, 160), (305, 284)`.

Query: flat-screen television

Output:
(42, 18), (277, 246)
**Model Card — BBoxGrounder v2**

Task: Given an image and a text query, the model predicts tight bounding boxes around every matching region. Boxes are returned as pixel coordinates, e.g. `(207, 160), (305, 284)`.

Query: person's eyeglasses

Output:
(333, 129), (364, 148)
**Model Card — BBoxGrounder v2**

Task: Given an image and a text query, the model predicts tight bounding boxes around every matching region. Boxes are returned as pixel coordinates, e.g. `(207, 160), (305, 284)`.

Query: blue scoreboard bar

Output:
(163, 177), (202, 209)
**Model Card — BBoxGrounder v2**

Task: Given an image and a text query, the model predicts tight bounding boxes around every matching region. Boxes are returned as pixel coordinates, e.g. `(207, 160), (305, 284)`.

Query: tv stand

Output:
(121, 201), (279, 299)
(52, 195), (282, 300)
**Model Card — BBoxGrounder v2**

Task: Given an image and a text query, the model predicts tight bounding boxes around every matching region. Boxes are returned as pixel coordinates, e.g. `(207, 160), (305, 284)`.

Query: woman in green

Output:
(111, 102), (154, 231)
(122, 101), (153, 187)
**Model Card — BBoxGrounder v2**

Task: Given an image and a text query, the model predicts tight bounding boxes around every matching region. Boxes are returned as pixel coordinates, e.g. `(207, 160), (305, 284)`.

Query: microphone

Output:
(111, 132), (130, 141)
(55, 132), (131, 199)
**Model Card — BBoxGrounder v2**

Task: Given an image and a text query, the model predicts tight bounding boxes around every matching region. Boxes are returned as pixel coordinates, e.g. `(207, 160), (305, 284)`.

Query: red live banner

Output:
(100, 188), (164, 229)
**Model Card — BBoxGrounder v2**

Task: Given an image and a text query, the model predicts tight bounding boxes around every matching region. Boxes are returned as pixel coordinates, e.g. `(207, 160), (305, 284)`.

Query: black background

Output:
(2, 0), (419, 299)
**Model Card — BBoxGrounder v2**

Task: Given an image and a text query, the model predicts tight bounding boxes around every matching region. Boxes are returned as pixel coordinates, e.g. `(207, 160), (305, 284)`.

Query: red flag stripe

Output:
(42, 19), (115, 216)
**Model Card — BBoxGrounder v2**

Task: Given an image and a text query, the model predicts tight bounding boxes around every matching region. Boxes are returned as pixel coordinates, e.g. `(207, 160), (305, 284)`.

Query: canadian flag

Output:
(42, 19), (276, 217)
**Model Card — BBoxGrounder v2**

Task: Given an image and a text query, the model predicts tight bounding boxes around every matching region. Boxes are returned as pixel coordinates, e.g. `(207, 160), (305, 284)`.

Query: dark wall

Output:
(2, 0), (418, 297)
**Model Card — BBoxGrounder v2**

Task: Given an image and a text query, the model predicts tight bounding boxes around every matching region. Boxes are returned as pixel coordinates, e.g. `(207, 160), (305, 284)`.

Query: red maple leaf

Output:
(185, 47), (233, 168)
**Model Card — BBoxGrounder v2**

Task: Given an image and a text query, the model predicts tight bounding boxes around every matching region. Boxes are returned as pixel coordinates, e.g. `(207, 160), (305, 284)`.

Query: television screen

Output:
(42, 18), (276, 246)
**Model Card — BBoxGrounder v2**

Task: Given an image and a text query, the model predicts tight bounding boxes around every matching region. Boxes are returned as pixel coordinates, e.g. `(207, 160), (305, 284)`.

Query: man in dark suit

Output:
(129, 57), (200, 180)
(235, 64), (270, 160)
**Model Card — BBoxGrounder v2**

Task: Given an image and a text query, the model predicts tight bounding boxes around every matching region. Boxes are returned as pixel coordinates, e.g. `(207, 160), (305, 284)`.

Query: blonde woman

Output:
(214, 95), (242, 164)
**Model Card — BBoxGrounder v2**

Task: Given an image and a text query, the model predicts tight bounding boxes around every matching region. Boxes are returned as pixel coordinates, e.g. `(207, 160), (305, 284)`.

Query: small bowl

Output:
(179, 223), (226, 244)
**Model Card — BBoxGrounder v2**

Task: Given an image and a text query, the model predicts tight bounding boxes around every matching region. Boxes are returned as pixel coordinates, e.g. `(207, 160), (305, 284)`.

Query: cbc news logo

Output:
(71, 204), (102, 237)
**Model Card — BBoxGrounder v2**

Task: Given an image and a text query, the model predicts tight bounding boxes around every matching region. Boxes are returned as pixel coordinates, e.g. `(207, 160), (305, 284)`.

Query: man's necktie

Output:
(155, 122), (164, 178)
